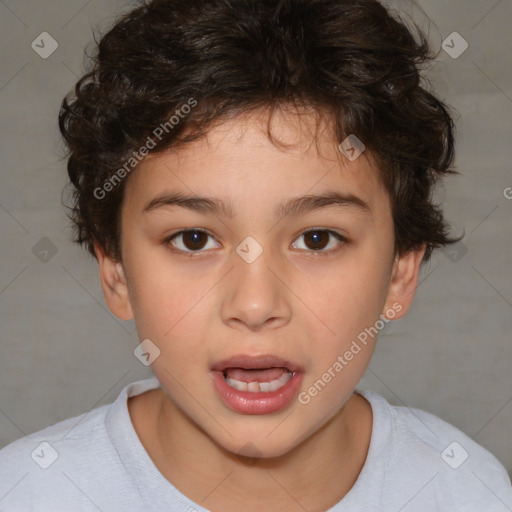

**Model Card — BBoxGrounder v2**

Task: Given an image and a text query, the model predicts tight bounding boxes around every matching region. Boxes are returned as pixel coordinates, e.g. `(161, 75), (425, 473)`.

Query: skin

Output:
(95, 106), (425, 512)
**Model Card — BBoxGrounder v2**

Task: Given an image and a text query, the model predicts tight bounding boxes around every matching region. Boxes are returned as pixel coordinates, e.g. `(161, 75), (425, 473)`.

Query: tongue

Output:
(224, 367), (288, 383)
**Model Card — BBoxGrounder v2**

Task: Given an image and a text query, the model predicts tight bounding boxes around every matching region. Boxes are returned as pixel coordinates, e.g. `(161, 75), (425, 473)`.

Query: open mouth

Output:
(222, 367), (294, 393)
(211, 354), (303, 414)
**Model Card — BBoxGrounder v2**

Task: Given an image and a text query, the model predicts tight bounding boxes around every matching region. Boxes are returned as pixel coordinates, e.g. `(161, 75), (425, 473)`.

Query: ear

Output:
(382, 243), (426, 320)
(94, 243), (134, 321)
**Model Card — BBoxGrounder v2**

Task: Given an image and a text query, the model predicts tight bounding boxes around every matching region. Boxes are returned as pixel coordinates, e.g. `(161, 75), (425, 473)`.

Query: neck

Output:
(129, 388), (372, 512)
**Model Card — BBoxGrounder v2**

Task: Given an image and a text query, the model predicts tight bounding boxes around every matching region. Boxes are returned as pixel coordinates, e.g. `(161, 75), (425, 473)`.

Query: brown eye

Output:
(292, 229), (346, 253)
(303, 230), (329, 250)
(168, 229), (219, 253)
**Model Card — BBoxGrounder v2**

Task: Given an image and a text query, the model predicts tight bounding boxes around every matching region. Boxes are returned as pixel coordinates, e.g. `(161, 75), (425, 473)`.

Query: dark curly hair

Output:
(59, 0), (462, 263)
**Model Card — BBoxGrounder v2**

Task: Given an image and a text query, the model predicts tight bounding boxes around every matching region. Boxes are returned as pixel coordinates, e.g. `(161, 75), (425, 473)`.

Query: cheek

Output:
(298, 254), (390, 341)
(296, 252), (392, 399)
(124, 250), (213, 341)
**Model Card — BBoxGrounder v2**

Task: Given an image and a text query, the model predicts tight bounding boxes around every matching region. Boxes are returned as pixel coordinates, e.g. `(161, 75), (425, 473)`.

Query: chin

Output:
(211, 425), (306, 461)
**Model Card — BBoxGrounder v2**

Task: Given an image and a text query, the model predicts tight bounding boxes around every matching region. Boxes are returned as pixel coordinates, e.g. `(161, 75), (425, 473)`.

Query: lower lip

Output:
(211, 370), (303, 415)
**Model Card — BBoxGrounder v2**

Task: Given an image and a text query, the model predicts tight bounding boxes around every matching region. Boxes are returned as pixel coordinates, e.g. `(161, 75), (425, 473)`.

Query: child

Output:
(1, 0), (511, 510)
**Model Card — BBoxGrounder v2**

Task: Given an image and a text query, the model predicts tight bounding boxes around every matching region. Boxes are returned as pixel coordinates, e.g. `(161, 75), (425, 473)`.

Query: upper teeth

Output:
(225, 371), (292, 393)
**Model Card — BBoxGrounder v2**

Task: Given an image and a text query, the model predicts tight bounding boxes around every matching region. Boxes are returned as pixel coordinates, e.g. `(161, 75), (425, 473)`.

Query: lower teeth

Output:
(224, 371), (292, 393)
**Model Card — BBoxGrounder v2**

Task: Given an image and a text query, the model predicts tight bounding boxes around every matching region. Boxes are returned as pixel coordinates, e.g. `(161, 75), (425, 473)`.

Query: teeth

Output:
(225, 378), (248, 392)
(259, 382), (272, 392)
(247, 381), (260, 392)
(224, 371), (292, 393)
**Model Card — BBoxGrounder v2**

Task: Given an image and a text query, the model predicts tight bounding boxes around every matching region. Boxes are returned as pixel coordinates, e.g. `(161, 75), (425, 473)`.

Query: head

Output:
(59, 0), (461, 457)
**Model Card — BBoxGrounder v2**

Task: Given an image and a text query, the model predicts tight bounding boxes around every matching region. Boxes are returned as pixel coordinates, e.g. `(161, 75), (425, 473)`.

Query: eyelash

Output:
(163, 228), (347, 257)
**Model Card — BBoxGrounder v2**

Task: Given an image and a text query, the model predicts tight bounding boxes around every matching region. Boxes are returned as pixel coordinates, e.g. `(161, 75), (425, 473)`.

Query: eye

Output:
(164, 228), (347, 256)
(291, 229), (346, 254)
(166, 229), (220, 254)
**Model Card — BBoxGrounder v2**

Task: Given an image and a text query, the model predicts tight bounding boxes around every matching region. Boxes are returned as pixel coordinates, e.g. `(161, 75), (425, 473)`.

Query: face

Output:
(97, 107), (424, 459)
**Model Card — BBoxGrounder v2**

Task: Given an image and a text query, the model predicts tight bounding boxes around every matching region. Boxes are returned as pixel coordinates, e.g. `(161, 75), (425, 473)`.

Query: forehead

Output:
(122, 107), (390, 218)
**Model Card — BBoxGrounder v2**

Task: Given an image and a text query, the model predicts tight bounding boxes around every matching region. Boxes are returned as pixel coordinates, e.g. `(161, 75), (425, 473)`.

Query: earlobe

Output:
(94, 243), (134, 321)
(382, 244), (426, 320)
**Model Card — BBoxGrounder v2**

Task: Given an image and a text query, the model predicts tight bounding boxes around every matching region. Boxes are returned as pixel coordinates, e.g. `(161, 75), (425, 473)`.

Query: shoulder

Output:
(355, 388), (512, 511)
(0, 376), (160, 470)
(0, 402), (114, 510)
(0, 377), (160, 511)
(0, 400), (110, 470)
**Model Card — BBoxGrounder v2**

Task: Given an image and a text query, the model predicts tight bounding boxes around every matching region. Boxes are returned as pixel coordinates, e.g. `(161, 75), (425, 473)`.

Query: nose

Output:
(220, 246), (292, 332)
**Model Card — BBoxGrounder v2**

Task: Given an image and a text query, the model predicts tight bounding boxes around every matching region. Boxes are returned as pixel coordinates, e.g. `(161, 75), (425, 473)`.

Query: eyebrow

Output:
(143, 191), (372, 218)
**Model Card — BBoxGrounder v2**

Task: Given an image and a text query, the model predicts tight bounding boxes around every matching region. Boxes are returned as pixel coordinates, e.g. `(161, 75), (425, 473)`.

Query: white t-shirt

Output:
(0, 377), (511, 511)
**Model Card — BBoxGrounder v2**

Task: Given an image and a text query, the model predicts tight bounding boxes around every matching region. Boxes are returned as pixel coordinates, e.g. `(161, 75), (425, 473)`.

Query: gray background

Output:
(0, 0), (511, 480)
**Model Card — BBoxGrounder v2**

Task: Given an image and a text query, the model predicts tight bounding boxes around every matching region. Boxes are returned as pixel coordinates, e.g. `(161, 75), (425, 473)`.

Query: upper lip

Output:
(211, 354), (302, 373)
